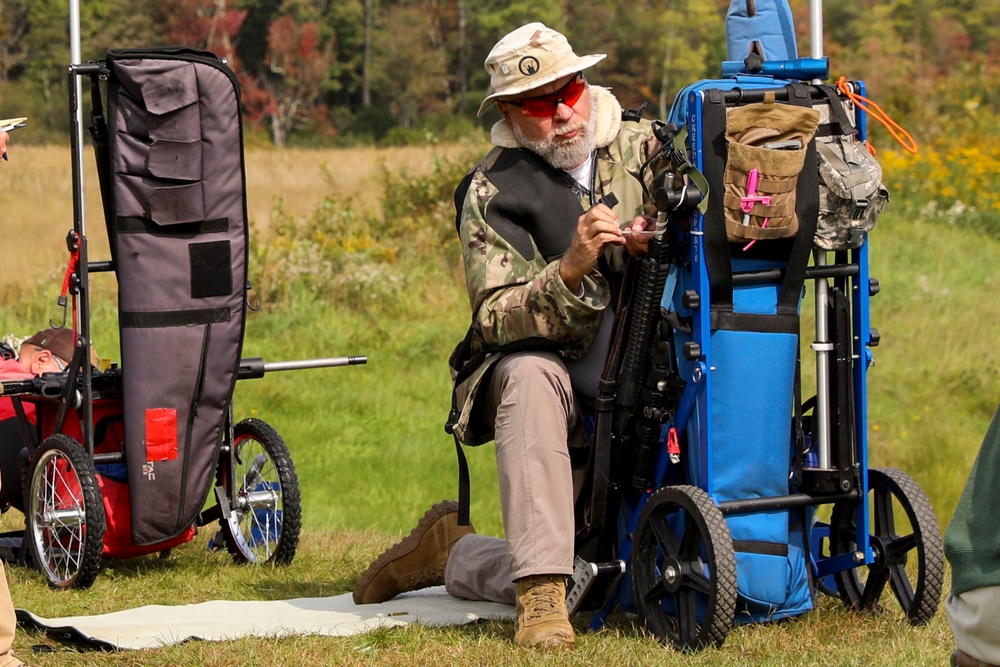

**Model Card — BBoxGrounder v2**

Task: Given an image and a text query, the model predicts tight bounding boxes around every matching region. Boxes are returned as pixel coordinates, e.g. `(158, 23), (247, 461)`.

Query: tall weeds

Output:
(250, 149), (479, 319)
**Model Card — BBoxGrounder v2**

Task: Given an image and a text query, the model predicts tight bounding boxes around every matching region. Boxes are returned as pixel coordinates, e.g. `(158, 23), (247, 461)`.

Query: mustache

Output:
(551, 122), (587, 140)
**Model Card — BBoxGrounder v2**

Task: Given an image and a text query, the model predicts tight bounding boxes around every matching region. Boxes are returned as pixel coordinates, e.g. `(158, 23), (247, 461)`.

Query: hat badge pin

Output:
(518, 56), (540, 76)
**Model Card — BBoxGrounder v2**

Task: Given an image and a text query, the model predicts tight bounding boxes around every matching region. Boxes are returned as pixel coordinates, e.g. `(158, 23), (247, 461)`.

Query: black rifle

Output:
(582, 151), (703, 536)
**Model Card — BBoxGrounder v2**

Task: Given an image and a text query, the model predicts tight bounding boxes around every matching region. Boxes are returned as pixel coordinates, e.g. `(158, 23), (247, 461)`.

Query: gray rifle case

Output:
(92, 47), (248, 545)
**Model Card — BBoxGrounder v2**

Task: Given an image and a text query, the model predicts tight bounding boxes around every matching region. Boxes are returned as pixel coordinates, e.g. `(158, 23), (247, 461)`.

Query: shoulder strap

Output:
(455, 434), (472, 525)
(88, 68), (115, 243)
(700, 84), (818, 326)
(776, 83), (819, 317)
(700, 89), (735, 316)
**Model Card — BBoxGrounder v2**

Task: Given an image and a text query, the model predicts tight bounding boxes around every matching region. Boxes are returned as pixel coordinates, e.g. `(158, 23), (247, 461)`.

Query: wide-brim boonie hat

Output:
(477, 22), (606, 117)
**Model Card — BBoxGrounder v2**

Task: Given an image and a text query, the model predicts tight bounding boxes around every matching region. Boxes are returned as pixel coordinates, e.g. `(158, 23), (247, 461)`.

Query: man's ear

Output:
(498, 102), (512, 124)
(30, 349), (54, 374)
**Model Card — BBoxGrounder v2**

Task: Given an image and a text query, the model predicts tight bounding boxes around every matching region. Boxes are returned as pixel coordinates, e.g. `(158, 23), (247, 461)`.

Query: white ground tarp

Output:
(16, 587), (515, 650)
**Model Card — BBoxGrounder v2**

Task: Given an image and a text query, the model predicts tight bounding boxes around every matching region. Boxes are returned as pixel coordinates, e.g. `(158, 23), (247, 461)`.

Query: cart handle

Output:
(237, 356), (368, 380)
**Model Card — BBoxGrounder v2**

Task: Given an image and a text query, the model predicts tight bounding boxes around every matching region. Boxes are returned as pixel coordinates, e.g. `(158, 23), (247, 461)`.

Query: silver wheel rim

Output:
(30, 448), (89, 585)
(226, 435), (284, 563)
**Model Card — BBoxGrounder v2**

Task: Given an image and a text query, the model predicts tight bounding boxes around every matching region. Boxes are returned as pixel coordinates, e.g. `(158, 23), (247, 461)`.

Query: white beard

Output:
(513, 90), (598, 170)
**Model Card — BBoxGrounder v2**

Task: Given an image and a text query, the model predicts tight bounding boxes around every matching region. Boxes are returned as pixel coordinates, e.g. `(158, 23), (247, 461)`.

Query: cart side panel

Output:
(665, 78), (824, 622)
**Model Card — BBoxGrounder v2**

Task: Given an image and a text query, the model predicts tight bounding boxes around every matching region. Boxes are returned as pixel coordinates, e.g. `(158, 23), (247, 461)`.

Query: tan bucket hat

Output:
(477, 22), (606, 117)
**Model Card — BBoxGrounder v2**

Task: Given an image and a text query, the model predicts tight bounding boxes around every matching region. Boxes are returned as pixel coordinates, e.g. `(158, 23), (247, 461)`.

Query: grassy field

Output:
(0, 143), (471, 299)
(0, 143), (996, 666)
(2, 530), (958, 667)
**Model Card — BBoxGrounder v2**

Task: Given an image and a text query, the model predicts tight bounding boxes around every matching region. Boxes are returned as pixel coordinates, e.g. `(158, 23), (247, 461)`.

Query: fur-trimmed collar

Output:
(489, 86), (623, 150)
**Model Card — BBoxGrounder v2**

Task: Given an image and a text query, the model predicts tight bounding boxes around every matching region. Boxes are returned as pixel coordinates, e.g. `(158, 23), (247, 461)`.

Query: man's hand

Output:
(623, 215), (658, 256)
(559, 202), (624, 295)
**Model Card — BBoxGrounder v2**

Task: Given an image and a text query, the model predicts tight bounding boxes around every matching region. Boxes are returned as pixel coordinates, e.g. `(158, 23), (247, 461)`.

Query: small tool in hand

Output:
(0, 117), (26, 161)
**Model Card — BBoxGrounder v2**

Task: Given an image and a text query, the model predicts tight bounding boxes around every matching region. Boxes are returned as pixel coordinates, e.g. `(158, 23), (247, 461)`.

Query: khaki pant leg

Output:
(485, 352), (577, 582)
(0, 554), (21, 667)
(445, 534), (515, 604)
(0, 466), (21, 667)
(947, 588), (1000, 664)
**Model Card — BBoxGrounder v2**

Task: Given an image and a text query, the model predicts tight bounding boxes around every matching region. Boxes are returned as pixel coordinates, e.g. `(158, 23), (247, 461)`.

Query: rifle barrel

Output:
(237, 356), (368, 380)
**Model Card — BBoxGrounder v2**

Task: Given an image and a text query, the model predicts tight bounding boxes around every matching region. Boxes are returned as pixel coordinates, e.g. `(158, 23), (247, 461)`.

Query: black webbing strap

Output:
(51, 345), (86, 439)
(816, 84), (856, 138)
(445, 322), (492, 528)
(88, 70), (115, 238)
(700, 84), (820, 325)
(10, 397), (36, 457)
(701, 89), (735, 316)
(452, 432), (471, 526)
(776, 83), (820, 317)
(710, 310), (799, 334)
(120, 307), (231, 328)
(732, 539), (789, 557)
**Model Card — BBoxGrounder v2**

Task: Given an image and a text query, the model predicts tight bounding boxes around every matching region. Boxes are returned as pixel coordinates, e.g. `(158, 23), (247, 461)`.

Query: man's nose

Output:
(552, 100), (574, 121)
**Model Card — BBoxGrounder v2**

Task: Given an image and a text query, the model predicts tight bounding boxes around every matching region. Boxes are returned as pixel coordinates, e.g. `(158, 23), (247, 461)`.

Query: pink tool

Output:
(740, 168), (771, 226)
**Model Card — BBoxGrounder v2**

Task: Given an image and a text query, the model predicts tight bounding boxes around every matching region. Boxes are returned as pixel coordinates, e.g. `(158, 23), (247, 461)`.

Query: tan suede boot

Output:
(353, 500), (475, 605)
(514, 575), (575, 649)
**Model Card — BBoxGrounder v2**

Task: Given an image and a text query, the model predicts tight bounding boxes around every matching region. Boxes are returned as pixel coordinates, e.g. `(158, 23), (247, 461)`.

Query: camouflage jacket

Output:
(449, 86), (664, 446)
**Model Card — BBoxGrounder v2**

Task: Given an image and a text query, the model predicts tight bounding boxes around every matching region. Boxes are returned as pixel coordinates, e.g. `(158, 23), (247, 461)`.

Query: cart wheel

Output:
(217, 418), (300, 565)
(26, 434), (106, 589)
(830, 467), (944, 624)
(631, 485), (737, 651)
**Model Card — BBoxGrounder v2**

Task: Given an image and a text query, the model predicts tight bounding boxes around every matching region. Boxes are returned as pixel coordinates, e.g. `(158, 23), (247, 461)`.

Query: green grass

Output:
(2, 205), (996, 665)
(5, 530), (957, 666)
(863, 211), (1000, 520)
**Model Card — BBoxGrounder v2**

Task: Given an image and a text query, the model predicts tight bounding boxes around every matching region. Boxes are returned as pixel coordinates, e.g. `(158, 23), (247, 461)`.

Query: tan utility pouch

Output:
(723, 93), (820, 242)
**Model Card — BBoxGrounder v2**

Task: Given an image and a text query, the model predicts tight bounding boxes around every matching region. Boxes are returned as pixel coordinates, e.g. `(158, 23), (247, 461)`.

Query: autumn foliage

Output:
(0, 0), (998, 150)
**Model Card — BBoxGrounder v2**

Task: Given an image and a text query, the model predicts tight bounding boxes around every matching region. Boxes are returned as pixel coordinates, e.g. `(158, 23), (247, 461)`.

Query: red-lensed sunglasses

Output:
(503, 73), (587, 117)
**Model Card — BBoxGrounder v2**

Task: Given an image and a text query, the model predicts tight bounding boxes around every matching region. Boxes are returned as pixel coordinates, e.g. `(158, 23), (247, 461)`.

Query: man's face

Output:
(499, 73), (596, 170)
(17, 344), (65, 375)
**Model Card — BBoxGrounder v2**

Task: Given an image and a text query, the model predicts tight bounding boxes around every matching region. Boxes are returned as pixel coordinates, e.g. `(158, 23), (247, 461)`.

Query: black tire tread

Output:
(831, 466), (943, 625)
(877, 467), (944, 624)
(27, 434), (106, 589)
(218, 418), (301, 565)
(632, 484), (737, 650)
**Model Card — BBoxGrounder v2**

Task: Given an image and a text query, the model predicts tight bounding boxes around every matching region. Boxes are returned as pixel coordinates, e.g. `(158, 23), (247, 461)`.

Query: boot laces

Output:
(524, 581), (564, 621)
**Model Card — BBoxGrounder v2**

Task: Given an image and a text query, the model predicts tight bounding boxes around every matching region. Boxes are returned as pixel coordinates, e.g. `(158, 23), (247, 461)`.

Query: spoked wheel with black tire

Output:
(216, 418), (301, 565)
(26, 434), (106, 589)
(631, 485), (737, 651)
(829, 467), (944, 624)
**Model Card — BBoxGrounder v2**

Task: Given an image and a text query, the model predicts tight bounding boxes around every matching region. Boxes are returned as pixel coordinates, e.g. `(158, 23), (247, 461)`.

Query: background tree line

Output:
(0, 0), (996, 148)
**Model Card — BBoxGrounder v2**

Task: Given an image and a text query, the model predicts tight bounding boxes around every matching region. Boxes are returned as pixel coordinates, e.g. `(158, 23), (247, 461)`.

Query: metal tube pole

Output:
(68, 0), (96, 451)
(809, 0), (824, 60)
(69, 0), (85, 240)
(809, 0), (831, 469)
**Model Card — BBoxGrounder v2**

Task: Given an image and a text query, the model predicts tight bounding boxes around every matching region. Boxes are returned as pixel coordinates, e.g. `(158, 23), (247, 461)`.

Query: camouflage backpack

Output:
(814, 87), (889, 251)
